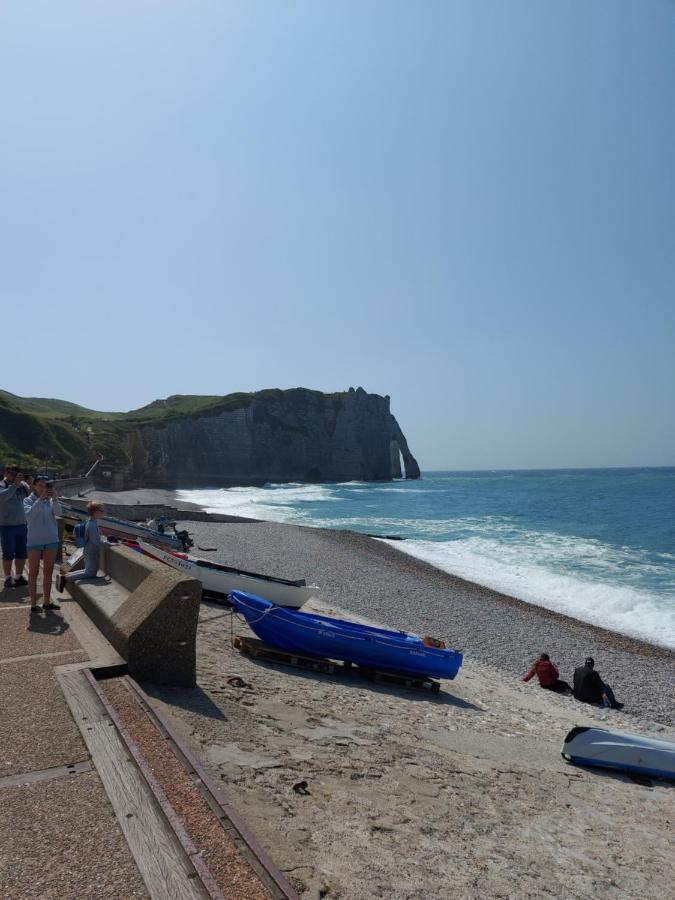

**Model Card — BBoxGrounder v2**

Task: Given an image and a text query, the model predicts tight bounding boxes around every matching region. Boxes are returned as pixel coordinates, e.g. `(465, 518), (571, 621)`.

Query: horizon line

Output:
(417, 464), (674, 474)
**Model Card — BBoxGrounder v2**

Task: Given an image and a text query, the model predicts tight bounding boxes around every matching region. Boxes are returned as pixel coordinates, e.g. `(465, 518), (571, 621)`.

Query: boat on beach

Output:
(135, 540), (315, 609)
(228, 590), (464, 679)
(562, 726), (675, 780)
(59, 502), (192, 551)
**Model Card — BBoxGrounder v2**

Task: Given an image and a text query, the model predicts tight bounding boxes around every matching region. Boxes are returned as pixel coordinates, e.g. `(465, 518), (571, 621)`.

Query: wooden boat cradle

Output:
(232, 634), (442, 693)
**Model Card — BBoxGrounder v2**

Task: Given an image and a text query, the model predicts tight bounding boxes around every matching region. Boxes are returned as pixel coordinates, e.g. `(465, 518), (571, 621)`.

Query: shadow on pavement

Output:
(27, 609), (71, 637)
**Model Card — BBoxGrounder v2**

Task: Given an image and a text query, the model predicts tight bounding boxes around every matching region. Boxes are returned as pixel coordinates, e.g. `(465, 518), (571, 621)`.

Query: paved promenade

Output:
(0, 573), (289, 900)
(0, 583), (148, 898)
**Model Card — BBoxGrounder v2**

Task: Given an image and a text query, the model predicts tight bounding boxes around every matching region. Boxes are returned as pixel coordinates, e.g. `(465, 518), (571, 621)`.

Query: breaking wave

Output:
(178, 469), (675, 649)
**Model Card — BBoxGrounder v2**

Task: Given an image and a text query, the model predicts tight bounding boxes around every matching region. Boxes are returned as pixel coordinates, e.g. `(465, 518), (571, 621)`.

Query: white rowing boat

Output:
(59, 503), (191, 551)
(136, 540), (315, 608)
(562, 726), (675, 780)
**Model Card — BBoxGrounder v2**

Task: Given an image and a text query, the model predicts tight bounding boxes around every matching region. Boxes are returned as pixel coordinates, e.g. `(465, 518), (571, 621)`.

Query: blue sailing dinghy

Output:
(229, 590), (463, 680)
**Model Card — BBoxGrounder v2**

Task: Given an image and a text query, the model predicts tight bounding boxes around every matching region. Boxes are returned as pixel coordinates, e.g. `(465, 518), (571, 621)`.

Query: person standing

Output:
(59, 501), (106, 590)
(573, 657), (624, 710)
(24, 476), (62, 612)
(0, 465), (30, 589)
(521, 652), (572, 693)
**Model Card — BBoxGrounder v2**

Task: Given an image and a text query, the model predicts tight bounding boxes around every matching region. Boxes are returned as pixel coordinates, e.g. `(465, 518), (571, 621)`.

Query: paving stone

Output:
(0, 653), (89, 776)
(0, 771), (148, 899)
(0, 606), (80, 661)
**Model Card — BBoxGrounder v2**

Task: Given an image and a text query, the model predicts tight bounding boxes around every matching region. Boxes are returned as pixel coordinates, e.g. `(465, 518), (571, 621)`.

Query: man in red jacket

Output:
(521, 653), (572, 693)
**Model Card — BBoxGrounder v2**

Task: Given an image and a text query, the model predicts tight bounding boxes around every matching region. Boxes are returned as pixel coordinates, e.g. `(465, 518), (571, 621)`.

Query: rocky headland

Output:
(0, 386), (419, 489)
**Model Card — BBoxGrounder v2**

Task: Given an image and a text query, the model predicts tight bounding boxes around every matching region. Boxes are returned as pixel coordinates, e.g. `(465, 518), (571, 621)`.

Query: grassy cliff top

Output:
(1, 387), (355, 423)
(0, 387), (367, 470)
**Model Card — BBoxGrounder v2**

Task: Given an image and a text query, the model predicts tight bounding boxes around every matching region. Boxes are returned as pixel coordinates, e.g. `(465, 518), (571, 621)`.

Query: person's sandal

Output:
(44, 601), (61, 610)
(30, 605), (42, 614)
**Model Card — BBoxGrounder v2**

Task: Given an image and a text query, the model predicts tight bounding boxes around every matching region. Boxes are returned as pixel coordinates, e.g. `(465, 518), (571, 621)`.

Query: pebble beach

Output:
(88, 486), (675, 725)
(178, 517), (674, 728)
(89, 488), (675, 898)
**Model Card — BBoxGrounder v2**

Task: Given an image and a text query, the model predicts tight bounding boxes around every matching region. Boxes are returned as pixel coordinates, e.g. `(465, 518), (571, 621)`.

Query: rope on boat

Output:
(229, 595), (453, 654)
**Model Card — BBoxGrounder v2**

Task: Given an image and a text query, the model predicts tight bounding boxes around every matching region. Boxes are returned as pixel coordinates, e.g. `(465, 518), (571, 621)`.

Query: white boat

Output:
(562, 726), (675, 780)
(136, 540), (315, 609)
(60, 503), (191, 551)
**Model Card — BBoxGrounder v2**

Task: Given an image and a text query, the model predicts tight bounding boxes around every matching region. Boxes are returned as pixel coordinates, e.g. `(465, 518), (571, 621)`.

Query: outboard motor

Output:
(174, 528), (194, 552)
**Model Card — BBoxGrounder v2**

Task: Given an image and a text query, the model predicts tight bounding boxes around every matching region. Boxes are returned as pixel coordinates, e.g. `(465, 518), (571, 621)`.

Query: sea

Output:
(177, 468), (675, 650)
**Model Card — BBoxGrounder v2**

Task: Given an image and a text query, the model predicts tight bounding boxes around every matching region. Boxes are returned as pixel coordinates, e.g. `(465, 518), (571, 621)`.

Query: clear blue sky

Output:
(1, 2), (674, 470)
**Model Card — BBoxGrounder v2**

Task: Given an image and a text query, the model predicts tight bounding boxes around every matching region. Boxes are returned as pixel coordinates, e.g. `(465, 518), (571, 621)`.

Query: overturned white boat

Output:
(562, 726), (675, 780)
(136, 540), (316, 609)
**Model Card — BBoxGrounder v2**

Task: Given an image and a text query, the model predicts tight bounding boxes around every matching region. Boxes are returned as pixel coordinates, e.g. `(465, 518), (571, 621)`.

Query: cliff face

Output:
(125, 387), (420, 488)
(0, 386), (420, 488)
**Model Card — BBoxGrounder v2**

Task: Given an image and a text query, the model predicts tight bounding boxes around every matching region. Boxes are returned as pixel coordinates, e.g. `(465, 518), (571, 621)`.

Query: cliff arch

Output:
(390, 440), (403, 479)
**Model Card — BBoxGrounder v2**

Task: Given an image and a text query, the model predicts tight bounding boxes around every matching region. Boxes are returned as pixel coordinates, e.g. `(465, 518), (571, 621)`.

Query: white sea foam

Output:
(387, 535), (675, 650)
(176, 483), (335, 523)
(177, 481), (675, 649)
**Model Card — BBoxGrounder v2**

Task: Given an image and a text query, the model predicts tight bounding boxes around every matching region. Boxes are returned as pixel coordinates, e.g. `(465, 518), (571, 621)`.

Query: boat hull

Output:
(60, 504), (184, 550)
(229, 590), (463, 679)
(562, 726), (675, 780)
(137, 541), (314, 608)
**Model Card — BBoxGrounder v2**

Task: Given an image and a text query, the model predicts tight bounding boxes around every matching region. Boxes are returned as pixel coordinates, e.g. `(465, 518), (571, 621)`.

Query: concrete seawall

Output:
(66, 544), (201, 686)
(63, 495), (259, 524)
(54, 476), (95, 497)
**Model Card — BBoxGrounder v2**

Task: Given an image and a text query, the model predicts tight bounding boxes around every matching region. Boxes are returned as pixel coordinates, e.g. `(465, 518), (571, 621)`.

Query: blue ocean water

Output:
(178, 468), (675, 649)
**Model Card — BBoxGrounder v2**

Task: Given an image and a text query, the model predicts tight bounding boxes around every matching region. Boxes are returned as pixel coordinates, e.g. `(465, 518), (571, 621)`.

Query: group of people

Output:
(0, 464), (106, 613)
(522, 652), (624, 710)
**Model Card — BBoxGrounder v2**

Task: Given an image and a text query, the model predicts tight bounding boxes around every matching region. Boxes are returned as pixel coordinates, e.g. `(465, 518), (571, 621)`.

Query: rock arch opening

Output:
(390, 440), (404, 478)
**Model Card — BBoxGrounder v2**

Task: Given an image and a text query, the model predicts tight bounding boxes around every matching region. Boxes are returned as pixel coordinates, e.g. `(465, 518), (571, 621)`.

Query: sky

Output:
(1, 1), (674, 470)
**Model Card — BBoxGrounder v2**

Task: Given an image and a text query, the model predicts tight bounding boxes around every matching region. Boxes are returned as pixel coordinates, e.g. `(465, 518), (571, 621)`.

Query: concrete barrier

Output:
(66, 544), (201, 687)
(54, 476), (95, 498)
(63, 496), (258, 524)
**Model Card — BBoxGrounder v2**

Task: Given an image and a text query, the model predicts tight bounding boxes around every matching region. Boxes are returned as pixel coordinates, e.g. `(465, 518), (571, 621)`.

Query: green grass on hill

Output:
(0, 387), (353, 471)
(0, 390), (100, 419)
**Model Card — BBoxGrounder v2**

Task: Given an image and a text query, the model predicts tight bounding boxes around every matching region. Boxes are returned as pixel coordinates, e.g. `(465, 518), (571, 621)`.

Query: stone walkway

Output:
(0, 571), (293, 900)
(0, 582), (149, 899)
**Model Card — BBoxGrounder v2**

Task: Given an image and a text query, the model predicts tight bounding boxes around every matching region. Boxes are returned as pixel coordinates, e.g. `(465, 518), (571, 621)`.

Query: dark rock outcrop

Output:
(122, 387), (420, 488)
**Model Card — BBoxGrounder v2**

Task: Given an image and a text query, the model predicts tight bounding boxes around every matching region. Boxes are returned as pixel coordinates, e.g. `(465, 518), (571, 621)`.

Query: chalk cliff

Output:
(0, 386), (420, 488)
(125, 387), (420, 488)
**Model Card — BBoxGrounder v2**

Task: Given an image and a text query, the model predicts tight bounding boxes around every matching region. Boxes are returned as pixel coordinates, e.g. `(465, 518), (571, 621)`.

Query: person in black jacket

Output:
(573, 657), (624, 710)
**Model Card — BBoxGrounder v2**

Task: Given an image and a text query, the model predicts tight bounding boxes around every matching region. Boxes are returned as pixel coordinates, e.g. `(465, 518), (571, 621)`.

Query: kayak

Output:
(562, 726), (675, 780)
(135, 540), (315, 609)
(229, 590), (463, 680)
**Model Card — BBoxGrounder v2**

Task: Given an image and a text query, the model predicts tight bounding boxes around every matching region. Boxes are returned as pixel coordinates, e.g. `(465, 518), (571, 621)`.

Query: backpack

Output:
(74, 521), (87, 548)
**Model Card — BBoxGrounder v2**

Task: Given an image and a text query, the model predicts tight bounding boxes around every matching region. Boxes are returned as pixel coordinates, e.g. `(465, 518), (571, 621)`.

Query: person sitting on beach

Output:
(0, 465), (31, 589)
(573, 657), (624, 710)
(58, 502), (106, 592)
(24, 475), (62, 612)
(521, 653), (571, 693)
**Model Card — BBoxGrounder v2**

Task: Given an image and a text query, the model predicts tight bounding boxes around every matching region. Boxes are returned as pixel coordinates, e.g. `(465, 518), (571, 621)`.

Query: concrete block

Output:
(67, 545), (200, 687)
